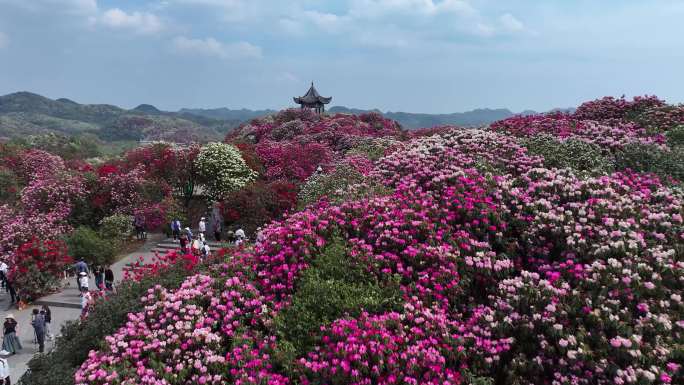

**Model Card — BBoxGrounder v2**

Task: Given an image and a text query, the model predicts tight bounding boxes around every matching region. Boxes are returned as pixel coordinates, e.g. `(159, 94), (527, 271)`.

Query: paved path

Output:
(0, 234), (164, 381)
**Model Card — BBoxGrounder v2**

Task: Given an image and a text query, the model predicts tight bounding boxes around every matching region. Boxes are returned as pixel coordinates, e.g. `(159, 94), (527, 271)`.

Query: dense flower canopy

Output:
(75, 96), (683, 385)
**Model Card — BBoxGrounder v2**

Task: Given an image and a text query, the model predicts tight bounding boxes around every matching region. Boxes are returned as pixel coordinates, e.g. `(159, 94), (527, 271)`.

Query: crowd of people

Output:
(169, 216), (248, 259)
(73, 259), (115, 319)
(0, 302), (53, 384)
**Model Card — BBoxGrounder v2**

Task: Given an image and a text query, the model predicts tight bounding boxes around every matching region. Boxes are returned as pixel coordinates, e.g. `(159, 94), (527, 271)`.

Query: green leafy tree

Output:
(66, 226), (116, 266)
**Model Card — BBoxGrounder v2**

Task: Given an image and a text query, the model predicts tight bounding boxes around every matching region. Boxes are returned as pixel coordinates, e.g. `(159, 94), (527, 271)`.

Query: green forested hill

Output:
(0, 92), (234, 143)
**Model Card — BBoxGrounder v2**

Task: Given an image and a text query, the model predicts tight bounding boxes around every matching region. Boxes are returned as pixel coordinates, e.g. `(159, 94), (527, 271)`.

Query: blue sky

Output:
(0, 0), (683, 113)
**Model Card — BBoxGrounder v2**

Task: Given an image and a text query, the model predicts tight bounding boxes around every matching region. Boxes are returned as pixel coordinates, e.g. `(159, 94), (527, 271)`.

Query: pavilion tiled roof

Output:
(293, 82), (332, 105)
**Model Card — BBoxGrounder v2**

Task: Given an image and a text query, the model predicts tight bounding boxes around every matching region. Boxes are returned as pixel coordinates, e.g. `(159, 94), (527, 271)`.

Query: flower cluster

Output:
(77, 98), (683, 384)
(195, 142), (257, 201)
(8, 238), (73, 300)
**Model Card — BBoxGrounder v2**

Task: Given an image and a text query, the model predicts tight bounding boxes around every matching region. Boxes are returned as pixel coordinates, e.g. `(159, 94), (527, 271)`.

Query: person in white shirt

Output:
(201, 242), (210, 260)
(0, 260), (8, 292)
(198, 217), (207, 237)
(78, 272), (89, 292)
(0, 349), (11, 385)
(235, 228), (246, 246)
(80, 289), (93, 319)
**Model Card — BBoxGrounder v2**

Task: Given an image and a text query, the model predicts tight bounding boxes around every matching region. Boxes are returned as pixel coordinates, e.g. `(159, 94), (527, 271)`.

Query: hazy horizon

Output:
(1, 0), (683, 113)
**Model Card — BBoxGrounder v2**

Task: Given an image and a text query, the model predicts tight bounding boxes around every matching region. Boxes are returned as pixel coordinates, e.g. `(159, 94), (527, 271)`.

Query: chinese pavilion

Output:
(293, 82), (332, 114)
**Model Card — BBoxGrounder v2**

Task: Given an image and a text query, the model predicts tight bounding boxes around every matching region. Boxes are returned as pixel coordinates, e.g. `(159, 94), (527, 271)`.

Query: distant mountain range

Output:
(0, 92), (233, 143)
(328, 106), (537, 128)
(0, 91), (573, 142)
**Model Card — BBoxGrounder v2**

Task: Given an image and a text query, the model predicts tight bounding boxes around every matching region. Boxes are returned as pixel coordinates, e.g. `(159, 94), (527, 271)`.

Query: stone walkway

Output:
(0, 234), (163, 381)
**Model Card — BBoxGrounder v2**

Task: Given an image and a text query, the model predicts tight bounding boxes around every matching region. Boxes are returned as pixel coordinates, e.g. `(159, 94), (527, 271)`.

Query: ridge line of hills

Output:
(0, 91), (574, 142)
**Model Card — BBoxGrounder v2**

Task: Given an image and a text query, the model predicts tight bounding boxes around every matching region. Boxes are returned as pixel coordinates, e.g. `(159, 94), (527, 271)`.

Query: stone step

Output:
(34, 298), (82, 309)
(150, 242), (231, 254)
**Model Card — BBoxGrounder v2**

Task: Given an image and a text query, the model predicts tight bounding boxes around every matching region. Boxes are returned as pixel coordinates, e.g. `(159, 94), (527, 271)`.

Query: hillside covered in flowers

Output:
(62, 96), (684, 385)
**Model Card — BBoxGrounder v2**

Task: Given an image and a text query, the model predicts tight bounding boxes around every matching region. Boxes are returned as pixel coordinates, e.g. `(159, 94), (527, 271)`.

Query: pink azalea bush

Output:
(76, 100), (683, 384)
(224, 109), (406, 226)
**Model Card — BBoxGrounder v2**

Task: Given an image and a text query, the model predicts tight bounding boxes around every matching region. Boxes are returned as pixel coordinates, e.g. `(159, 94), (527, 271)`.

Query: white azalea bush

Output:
(195, 142), (257, 201)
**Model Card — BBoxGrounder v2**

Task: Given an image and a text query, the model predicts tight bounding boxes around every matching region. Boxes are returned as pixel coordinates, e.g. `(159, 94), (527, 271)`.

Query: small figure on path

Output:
(94, 265), (104, 291)
(0, 259), (7, 292)
(5, 280), (15, 306)
(31, 308), (45, 353)
(185, 227), (193, 242)
(133, 214), (146, 240)
(255, 227), (265, 246)
(179, 233), (188, 253)
(213, 220), (222, 242)
(104, 266), (114, 291)
(2, 315), (21, 355)
(78, 272), (89, 293)
(0, 349), (11, 385)
(171, 218), (182, 241)
(235, 227), (246, 246)
(41, 305), (53, 340)
(73, 258), (89, 288)
(198, 217), (207, 238)
(80, 288), (93, 319)
(201, 241), (210, 260)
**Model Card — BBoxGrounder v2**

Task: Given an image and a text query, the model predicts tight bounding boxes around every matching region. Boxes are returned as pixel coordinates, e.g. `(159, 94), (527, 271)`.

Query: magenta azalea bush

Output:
(75, 97), (683, 384)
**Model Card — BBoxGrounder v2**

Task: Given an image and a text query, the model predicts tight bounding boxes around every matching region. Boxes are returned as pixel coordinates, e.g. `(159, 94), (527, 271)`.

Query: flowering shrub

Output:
(0, 167), (19, 204)
(574, 95), (666, 122)
(521, 134), (614, 175)
(99, 213), (134, 240)
(8, 238), (73, 300)
(75, 99), (684, 384)
(221, 109), (406, 227)
(256, 140), (333, 182)
(614, 143), (684, 182)
(67, 226), (116, 266)
(219, 180), (297, 233)
(195, 142), (257, 201)
(491, 113), (666, 152)
(297, 163), (388, 210)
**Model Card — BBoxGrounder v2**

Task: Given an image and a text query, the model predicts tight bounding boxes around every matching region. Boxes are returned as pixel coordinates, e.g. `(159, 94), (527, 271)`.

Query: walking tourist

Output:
(41, 305), (53, 340)
(81, 288), (92, 318)
(213, 220), (222, 241)
(73, 258), (89, 288)
(104, 266), (114, 291)
(171, 218), (182, 241)
(201, 241), (210, 260)
(235, 227), (246, 246)
(134, 214), (146, 240)
(94, 265), (103, 290)
(0, 349), (11, 385)
(2, 315), (21, 355)
(191, 238), (201, 255)
(0, 259), (7, 291)
(179, 233), (188, 253)
(78, 272), (89, 292)
(31, 308), (45, 353)
(5, 280), (15, 305)
(198, 217), (207, 238)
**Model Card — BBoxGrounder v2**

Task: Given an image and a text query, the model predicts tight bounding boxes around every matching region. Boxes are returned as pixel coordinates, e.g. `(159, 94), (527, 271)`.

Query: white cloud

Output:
(349, 0), (476, 18)
(0, 32), (8, 48)
(170, 0), (261, 22)
(278, 18), (305, 35)
(276, 71), (300, 83)
(499, 13), (524, 32)
(303, 11), (348, 32)
(0, 0), (98, 14)
(98, 8), (164, 34)
(172, 36), (262, 59)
